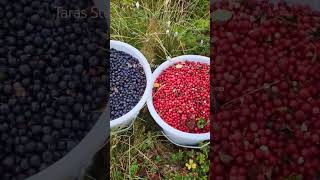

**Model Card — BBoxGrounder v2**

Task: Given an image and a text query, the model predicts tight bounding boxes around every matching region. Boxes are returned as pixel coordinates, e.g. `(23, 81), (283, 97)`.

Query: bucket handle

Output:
(161, 131), (210, 149)
(111, 117), (135, 135)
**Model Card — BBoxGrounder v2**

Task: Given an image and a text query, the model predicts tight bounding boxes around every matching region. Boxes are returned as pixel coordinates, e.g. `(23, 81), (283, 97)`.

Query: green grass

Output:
(110, 0), (210, 179)
(110, 109), (210, 179)
(111, 0), (209, 65)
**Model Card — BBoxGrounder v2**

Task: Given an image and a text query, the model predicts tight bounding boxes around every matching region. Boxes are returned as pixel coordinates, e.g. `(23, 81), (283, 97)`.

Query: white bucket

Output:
(147, 55), (210, 148)
(110, 40), (152, 130)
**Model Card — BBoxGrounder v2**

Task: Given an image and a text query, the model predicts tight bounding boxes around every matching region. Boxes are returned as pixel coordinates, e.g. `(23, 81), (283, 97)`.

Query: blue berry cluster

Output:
(0, 0), (108, 179)
(110, 49), (146, 120)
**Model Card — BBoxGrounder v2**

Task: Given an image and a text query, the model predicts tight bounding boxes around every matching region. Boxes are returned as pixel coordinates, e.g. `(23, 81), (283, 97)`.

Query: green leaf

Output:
(170, 151), (184, 163)
(197, 153), (206, 164)
(197, 118), (207, 129)
(194, 19), (209, 29)
(129, 161), (139, 178)
(155, 155), (161, 163)
(211, 9), (233, 23)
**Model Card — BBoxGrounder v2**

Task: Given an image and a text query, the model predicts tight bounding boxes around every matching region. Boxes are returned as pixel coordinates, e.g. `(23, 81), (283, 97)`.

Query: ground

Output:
(110, 109), (210, 179)
(110, 0), (210, 179)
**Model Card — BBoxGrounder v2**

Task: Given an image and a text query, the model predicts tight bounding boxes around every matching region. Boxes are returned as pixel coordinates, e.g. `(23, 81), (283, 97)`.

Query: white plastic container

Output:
(110, 40), (153, 130)
(147, 55), (210, 148)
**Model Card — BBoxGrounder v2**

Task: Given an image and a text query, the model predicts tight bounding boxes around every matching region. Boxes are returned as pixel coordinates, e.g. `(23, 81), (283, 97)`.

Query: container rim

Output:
(147, 55), (210, 140)
(110, 40), (153, 128)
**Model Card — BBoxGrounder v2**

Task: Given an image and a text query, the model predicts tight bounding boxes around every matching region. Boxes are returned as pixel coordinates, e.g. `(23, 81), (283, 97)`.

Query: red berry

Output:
(211, 0), (320, 178)
(153, 62), (209, 133)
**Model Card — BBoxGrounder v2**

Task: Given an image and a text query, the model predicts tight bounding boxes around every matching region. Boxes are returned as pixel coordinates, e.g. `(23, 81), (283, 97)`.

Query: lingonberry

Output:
(153, 61), (209, 133)
(211, 0), (320, 179)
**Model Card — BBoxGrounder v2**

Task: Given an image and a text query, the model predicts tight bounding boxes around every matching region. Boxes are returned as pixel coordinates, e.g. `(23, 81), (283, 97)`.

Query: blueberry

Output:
(45, 108), (54, 115)
(30, 14), (40, 25)
(36, 142), (45, 152)
(19, 64), (31, 75)
(58, 104), (67, 112)
(3, 174), (10, 180)
(58, 81), (67, 89)
(17, 174), (27, 180)
(24, 6), (33, 15)
(24, 111), (32, 118)
(69, 43), (77, 52)
(42, 135), (53, 144)
(24, 45), (34, 54)
(16, 30), (25, 38)
(66, 97), (75, 105)
(2, 156), (14, 167)
(31, 125), (42, 134)
(3, 84), (12, 94)
(42, 151), (53, 163)
(27, 169), (37, 177)
(48, 73), (59, 83)
(50, 89), (59, 97)
(89, 56), (99, 66)
(74, 64), (83, 73)
(0, 123), (9, 131)
(96, 87), (105, 96)
(6, 36), (16, 45)
(66, 141), (76, 150)
(37, 92), (45, 100)
(53, 119), (63, 129)
(87, 43), (96, 51)
(73, 103), (82, 113)
(20, 159), (29, 170)
(8, 57), (18, 66)
(0, 0), (108, 177)
(72, 120), (80, 129)
(20, 136), (28, 144)
(17, 145), (26, 155)
(64, 120), (71, 128)
(34, 36), (43, 46)
(31, 102), (40, 112)
(42, 126), (52, 134)
(31, 1), (41, 8)
(18, 129), (27, 136)
(25, 142), (36, 152)
(39, 164), (47, 171)
(110, 49), (146, 119)
(29, 155), (41, 167)
(0, 104), (9, 113)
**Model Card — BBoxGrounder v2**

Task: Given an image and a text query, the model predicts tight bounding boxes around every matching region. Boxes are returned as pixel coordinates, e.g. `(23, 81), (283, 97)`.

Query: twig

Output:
(221, 79), (283, 108)
(85, 174), (97, 180)
(136, 148), (159, 169)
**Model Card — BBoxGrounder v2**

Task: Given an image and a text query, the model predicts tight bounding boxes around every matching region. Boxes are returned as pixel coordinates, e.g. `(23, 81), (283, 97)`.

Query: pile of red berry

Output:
(211, 0), (320, 179)
(153, 61), (210, 133)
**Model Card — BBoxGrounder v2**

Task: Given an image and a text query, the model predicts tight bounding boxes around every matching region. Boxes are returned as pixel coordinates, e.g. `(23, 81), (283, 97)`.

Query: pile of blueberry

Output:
(0, 0), (108, 179)
(110, 49), (146, 120)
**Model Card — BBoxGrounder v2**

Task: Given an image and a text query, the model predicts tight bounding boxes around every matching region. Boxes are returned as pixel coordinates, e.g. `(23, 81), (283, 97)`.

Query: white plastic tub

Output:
(110, 40), (152, 130)
(147, 55), (210, 148)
